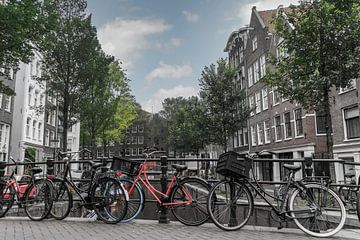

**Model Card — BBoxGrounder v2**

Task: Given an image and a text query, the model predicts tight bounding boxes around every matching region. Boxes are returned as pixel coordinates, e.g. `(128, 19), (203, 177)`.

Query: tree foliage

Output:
(40, 0), (100, 151)
(199, 58), (250, 151)
(160, 96), (211, 155)
(265, 0), (360, 153)
(0, 0), (56, 94)
(80, 59), (139, 152)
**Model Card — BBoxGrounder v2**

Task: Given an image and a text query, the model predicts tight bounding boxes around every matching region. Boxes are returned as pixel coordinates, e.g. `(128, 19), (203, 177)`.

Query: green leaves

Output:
(199, 58), (250, 150)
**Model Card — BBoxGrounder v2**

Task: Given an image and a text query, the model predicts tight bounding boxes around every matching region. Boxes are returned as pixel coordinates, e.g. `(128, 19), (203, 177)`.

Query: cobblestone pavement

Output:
(0, 218), (359, 240)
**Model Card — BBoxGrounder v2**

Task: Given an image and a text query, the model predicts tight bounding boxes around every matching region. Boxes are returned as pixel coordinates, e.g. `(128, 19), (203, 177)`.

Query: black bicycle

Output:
(207, 151), (346, 238)
(50, 149), (128, 224)
(337, 170), (360, 220)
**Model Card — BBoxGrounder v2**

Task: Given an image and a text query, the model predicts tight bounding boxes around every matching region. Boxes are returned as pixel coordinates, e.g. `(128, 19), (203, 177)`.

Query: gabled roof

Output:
(253, 6), (292, 33)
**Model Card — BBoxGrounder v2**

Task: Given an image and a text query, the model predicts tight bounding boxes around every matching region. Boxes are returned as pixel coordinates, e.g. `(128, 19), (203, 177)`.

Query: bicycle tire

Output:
(50, 178), (73, 220)
(357, 191), (360, 221)
(118, 177), (144, 223)
(24, 179), (54, 221)
(207, 179), (253, 231)
(289, 183), (346, 238)
(0, 184), (15, 218)
(170, 177), (210, 226)
(91, 177), (128, 224)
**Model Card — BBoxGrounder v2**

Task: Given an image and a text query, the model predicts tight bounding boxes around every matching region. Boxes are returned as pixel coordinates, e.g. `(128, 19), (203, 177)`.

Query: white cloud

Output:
(97, 18), (171, 70)
(170, 38), (183, 47)
(182, 10), (200, 23)
(143, 85), (198, 113)
(237, 0), (299, 27)
(145, 62), (192, 82)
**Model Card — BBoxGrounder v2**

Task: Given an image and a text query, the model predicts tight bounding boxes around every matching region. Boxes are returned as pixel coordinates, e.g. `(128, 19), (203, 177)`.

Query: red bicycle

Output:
(115, 149), (211, 225)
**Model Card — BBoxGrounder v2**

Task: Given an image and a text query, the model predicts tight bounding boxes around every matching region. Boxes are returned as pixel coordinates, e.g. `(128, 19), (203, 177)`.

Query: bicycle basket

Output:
(216, 151), (251, 178)
(111, 157), (142, 176)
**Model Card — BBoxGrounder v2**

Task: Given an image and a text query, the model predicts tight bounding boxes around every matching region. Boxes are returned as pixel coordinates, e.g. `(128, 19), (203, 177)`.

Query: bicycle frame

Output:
(241, 169), (317, 218)
(128, 162), (193, 207)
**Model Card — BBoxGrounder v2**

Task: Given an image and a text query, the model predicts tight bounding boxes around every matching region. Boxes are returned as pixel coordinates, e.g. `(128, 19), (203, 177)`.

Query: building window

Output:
(125, 149), (130, 156)
(238, 129), (244, 146)
(344, 106), (360, 139)
(248, 66), (253, 87)
(253, 61), (259, 83)
(126, 137), (131, 144)
(275, 115), (282, 141)
(138, 136), (144, 144)
(316, 110), (326, 134)
(4, 95), (11, 112)
(26, 118), (31, 138)
(131, 125), (137, 133)
(252, 36), (257, 51)
(294, 108), (303, 136)
(34, 91), (39, 107)
(38, 123), (42, 141)
(0, 94), (2, 109)
(243, 128), (248, 146)
(249, 96), (255, 116)
(138, 148), (143, 156)
(257, 123), (263, 145)
(138, 124), (144, 133)
(339, 79), (356, 93)
(259, 54), (266, 78)
(50, 131), (55, 147)
(284, 112), (292, 139)
(45, 129), (49, 146)
(273, 87), (280, 105)
(262, 88), (268, 110)
(28, 87), (32, 106)
(264, 120), (270, 144)
(131, 135), (137, 144)
(0, 123), (10, 161)
(32, 120), (36, 139)
(251, 126), (256, 146)
(132, 148), (137, 156)
(255, 92), (261, 114)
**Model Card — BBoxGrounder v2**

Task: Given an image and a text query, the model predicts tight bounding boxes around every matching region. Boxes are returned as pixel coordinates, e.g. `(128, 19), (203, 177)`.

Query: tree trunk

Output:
(323, 89), (333, 157)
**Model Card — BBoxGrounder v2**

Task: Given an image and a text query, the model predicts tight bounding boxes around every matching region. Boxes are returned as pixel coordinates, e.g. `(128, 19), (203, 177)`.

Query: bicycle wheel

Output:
(91, 177), (128, 224)
(118, 177), (144, 223)
(50, 178), (72, 220)
(207, 179), (253, 231)
(0, 184), (15, 218)
(24, 179), (54, 221)
(170, 177), (210, 226)
(289, 183), (346, 238)
(356, 191), (360, 221)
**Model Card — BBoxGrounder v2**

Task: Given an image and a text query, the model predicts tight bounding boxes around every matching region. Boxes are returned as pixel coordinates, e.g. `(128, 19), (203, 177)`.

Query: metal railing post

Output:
(159, 155), (170, 224)
(304, 157), (313, 177)
(0, 161), (6, 177)
(46, 158), (54, 176)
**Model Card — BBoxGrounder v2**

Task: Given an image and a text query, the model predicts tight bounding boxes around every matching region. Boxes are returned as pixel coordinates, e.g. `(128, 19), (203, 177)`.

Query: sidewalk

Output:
(0, 217), (359, 240)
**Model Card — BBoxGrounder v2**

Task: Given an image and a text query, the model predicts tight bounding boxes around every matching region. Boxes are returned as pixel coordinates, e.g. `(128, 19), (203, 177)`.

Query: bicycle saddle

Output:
(91, 163), (104, 170)
(171, 164), (187, 172)
(31, 167), (42, 175)
(283, 164), (301, 172)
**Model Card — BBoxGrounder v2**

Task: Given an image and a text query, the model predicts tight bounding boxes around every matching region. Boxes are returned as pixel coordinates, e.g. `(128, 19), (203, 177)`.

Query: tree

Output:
(265, 1), (360, 155)
(199, 58), (251, 151)
(79, 59), (139, 155)
(40, 0), (100, 151)
(160, 96), (211, 155)
(0, 0), (56, 94)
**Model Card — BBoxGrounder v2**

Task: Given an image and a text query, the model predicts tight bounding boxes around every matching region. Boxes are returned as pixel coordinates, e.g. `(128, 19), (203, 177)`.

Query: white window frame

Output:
(275, 115), (282, 142)
(262, 88), (268, 110)
(343, 106), (360, 140)
(259, 54), (266, 78)
(248, 66), (253, 87)
(4, 95), (11, 112)
(249, 96), (255, 116)
(138, 135), (144, 144)
(252, 36), (257, 51)
(243, 128), (248, 146)
(294, 108), (304, 137)
(253, 61), (259, 83)
(251, 126), (256, 146)
(0, 94), (3, 109)
(255, 92), (261, 114)
(257, 123), (263, 145)
(339, 79), (356, 94)
(284, 112), (292, 140)
(264, 120), (271, 144)
(273, 87), (280, 106)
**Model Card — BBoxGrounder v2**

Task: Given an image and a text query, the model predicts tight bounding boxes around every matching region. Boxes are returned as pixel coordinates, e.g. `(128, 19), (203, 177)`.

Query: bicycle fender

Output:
(118, 176), (146, 211)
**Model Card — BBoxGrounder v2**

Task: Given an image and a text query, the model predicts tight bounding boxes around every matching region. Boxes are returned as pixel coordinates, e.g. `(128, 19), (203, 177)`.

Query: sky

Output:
(87, 0), (299, 113)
